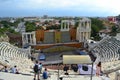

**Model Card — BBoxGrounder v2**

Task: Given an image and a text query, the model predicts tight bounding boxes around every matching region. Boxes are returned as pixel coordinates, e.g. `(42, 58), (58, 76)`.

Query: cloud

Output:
(0, 0), (120, 16)
(15, 0), (120, 14)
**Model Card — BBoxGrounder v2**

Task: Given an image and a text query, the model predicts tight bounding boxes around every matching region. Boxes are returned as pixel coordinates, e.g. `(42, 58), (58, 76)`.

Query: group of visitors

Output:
(1, 60), (103, 80)
(33, 60), (49, 80)
(1, 65), (19, 74)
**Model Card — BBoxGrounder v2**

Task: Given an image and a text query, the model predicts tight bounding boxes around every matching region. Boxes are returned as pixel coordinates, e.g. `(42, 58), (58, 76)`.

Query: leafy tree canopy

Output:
(25, 22), (36, 32)
(90, 18), (104, 40)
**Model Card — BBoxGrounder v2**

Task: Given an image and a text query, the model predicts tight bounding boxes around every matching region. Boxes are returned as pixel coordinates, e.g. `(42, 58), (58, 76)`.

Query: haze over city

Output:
(0, 0), (120, 17)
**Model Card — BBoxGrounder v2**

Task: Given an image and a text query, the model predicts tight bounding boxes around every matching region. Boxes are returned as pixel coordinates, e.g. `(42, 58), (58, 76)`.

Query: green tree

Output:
(25, 22), (36, 32)
(110, 26), (117, 36)
(74, 21), (79, 29)
(91, 18), (104, 40)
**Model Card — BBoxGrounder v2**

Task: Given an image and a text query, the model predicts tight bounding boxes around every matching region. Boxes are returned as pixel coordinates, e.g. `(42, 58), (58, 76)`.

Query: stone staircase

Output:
(0, 42), (33, 73)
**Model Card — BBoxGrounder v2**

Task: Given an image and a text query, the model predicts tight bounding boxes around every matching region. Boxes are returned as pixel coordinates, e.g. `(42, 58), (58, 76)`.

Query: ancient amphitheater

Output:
(90, 36), (120, 80)
(0, 42), (33, 73)
(1, 36), (120, 80)
(92, 37), (120, 62)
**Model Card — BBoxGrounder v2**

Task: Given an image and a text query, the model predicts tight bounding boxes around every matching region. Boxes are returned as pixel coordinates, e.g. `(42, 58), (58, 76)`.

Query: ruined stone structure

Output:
(91, 37), (120, 63)
(22, 18), (91, 50)
(91, 37), (120, 74)
(61, 20), (70, 31)
(22, 31), (36, 46)
(76, 18), (91, 42)
(0, 42), (33, 72)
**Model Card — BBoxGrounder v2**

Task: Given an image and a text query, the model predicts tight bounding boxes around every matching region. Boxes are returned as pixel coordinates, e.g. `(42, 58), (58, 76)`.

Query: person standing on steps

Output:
(96, 62), (102, 76)
(33, 60), (40, 80)
(39, 63), (42, 74)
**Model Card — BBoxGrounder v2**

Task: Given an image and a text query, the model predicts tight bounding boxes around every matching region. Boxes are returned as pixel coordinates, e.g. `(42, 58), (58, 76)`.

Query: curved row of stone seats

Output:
(102, 60), (120, 74)
(91, 37), (120, 64)
(0, 56), (10, 66)
(0, 42), (30, 58)
(0, 42), (33, 73)
(100, 41), (116, 61)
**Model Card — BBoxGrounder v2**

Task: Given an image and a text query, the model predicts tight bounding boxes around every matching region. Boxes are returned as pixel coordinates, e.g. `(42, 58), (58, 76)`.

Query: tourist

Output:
(39, 62), (42, 74)
(71, 64), (78, 72)
(42, 68), (50, 79)
(4, 66), (8, 72)
(31, 52), (34, 61)
(96, 62), (102, 76)
(63, 64), (69, 75)
(33, 60), (40, 80)
(1, 66), (8, 72)
(11, 65), (19, 74)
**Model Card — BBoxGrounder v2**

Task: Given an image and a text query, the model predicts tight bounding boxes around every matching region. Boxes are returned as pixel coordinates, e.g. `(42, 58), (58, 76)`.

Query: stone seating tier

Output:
(92, 37), (120, 63)
(0, 42), (33, 73)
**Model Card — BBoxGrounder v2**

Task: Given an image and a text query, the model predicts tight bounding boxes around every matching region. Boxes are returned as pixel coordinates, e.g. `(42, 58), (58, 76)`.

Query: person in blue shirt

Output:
(42, 68), (49, 79)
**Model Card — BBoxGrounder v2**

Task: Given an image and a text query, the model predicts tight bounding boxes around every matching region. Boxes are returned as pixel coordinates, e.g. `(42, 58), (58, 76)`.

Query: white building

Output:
(39, 18), (54, 23)
(24, 17), (39, 21)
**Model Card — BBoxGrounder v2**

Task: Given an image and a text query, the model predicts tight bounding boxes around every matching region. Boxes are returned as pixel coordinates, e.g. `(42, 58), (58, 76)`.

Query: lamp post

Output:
(90, 62), (94, 80)
(56, 44), (63, 80)
(58, 63), (60, 80)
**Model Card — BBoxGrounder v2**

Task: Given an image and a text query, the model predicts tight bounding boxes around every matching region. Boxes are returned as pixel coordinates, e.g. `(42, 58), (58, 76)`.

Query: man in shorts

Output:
(33, 61), (40, 80)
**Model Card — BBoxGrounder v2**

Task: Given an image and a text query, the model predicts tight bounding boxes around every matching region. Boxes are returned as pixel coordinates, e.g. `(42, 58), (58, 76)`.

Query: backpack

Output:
(34, 64), (38, 72)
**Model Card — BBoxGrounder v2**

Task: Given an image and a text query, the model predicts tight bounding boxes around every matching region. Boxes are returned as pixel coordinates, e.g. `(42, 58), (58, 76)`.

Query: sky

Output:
(0, 0), (120, 17)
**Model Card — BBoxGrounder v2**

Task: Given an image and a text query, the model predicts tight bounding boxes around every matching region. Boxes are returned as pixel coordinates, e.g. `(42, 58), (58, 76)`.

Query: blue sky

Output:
(0, 0), (119, 17)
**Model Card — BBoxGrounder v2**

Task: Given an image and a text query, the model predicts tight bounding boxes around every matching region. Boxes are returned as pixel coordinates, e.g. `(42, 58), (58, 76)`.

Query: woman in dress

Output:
(96, 62), (101, 76)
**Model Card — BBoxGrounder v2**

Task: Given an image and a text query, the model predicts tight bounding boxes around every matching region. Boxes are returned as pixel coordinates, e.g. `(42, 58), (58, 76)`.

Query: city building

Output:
(24, 17), (39, 22)
(107, 16), (117, 23)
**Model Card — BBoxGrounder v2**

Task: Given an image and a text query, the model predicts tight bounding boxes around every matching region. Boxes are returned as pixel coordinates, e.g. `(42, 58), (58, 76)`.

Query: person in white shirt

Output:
(38, 63), (42, 74)
(11, 65), (19, 74)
